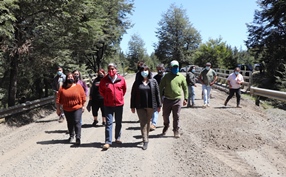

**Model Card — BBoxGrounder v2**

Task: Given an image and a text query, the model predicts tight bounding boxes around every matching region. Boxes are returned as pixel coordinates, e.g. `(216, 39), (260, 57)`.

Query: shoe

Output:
(174, 131), (180, 138)
(162, 125), (169, 135)
(207, 104), (210, 107)
(224, 101), (227, 106)
(102, 121), (106, 126)
(58, 115), (64, 123)
(75, 138), (81, 145)
(142, 142), (148, 150)
(237, 105), (242, 108)
(150, 124), (156, 131)
(202, 104), (207, 108)
(68, 137), (74, 143)
(115, 139), (122, 144)
(102, 144), (110, 150)
(92, 120), (98, 126)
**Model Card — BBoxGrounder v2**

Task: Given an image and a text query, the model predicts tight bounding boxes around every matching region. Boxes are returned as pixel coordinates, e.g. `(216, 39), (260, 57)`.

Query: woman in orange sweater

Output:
(56, 72), (86, 145)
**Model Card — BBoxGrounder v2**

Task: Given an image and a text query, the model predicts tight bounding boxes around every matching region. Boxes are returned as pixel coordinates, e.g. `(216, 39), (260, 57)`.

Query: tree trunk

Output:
(8, 55), (18, 107)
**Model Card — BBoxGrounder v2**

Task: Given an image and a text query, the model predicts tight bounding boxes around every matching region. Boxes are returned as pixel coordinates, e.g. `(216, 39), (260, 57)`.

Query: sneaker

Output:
(102, 144), (110, 150)
(75, 138), (81, 145)
(237, 105), (242, 108)
(68, 137), (74, 143)
(102, 121), (106, 126)
(142, 142), (148, 150)
(162, 125), (169, 135)
(92, 120), (98, 127)
(174, 131), (180, 138)
(202, 104), (207, 108)
(58, 115), (64, 123)
(207, 104), (210, 107)
(150, 124), (156, 131)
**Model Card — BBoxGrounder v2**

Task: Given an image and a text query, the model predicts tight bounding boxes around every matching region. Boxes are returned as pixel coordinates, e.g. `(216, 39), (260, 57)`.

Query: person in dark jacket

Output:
(88, 69), (106, 126)
(99, 63), (127, 150)
(130, 65), (162, 150)
(186, 66), (197, 107)
(150, 63), (165, 131)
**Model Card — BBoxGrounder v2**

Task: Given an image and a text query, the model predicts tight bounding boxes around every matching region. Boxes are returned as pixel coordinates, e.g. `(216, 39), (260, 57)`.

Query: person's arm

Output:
(130, 81), (137, 113)
(122, 78), (127, 96)
(210, 70), (218, 86)
(182, 76), (188, 106)
(154, 79), (162, 111)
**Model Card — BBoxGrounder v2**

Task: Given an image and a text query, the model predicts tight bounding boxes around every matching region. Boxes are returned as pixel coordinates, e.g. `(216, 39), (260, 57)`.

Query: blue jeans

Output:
(151, 110), (158, 126)
(187, 85), (195, 106)
(105, 106), (123, 144)
(202, 84), (212, 104)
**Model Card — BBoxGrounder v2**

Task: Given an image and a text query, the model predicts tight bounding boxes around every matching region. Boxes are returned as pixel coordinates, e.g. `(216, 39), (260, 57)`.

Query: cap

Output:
(170, 60), (179, 67)
(108, 63), (117, 68)
(206, 62), (211, 66)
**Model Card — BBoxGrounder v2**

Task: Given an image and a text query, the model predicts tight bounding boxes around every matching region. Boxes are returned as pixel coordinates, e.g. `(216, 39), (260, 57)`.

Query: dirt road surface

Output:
(1, 73), (286, 177)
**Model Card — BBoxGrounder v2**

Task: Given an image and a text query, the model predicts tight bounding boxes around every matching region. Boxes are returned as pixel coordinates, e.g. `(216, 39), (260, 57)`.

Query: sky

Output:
(120, 0), (258, 55)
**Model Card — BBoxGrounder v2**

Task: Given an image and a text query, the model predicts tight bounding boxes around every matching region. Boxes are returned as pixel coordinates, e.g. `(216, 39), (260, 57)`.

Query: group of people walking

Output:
(53, 60), (244, 150)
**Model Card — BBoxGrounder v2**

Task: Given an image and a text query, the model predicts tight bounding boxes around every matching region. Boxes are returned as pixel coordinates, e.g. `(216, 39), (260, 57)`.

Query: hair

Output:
(234, 67), (240, 71)
(157, 63), (165, 70)
(139, 64), (152, 80)
(62, 72), (74, 88)
(57, 66), (63, 71)
(188, 65), (195, 72)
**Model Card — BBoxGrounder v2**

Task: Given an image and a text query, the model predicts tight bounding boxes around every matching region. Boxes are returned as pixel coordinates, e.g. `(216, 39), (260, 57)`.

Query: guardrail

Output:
(250, 86), (286, 105)
(0, 96), (54, 118)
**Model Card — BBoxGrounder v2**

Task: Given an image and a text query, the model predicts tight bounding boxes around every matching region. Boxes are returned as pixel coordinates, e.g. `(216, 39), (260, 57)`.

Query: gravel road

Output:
(1, 73), (286, 177)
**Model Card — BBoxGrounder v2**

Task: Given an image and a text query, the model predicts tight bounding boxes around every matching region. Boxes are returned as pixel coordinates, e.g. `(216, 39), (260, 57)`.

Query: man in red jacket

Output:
(99, 63), (127, 150)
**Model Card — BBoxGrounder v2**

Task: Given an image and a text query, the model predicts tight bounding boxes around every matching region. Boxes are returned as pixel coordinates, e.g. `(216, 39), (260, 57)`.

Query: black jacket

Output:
(186, 72), (196, 86)
(130, 78), (162, 109)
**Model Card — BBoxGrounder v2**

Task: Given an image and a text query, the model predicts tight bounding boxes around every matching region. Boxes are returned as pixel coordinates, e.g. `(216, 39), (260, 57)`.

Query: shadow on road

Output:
(35, 119), (58, 123)
(45, 130), (68, 134)
(37, 139), (69, 145)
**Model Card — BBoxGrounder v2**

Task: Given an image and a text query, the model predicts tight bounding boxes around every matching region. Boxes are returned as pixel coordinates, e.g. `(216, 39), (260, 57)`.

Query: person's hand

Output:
(157, 107), (161, 113)
(194, 84), (197, 87)
(56, 108), (61, 116)
(210, 82), (214, 86)
(82, 107), (85, 112)
(229, 84), (232, 88)
(183, 100), (187, 106)
(131, 108), (135, 113)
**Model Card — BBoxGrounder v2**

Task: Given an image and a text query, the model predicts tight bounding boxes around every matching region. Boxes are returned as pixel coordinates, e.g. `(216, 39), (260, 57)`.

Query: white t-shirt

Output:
(227, 73), (244, 89)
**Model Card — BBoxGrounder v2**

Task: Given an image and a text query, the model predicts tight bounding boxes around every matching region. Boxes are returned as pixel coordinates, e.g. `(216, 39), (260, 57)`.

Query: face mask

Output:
(108, 69), (117, 77)
(205, 66), (210, 70)
(67, 79), (74, 84)
(192, 69), (195, 73)
(235, 71), (239, 75)
(171, 67), (179, 74)
(74, 75), (79, 81)
(141, 70), (149, 78)
(57, 71), (62, 76)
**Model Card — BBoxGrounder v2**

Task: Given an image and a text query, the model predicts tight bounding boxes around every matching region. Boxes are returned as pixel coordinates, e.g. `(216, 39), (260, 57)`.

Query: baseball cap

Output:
(170, 60), (179, 67)
(206, 62), (211, 66)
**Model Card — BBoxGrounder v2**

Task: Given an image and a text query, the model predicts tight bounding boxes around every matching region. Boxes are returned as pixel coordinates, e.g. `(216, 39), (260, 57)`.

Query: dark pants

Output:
(225, 88), (241, 106)
(64, 108), (82, 139)
(137, 108), (153, 142)
(91, 99), (105, 117)
(105, 106), (123, 144)
(162, 98), (182, 132)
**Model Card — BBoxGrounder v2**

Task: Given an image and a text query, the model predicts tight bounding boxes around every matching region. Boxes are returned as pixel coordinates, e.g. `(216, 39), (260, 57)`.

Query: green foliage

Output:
(193, 38), (233, 68)
(275, 63), (286, 92)
(246, 0), (286, 80)
(154, 4), (201, 66)
(127, 34), (147, 71)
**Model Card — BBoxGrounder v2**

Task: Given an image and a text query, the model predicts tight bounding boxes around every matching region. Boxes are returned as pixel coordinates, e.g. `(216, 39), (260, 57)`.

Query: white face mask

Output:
(205, 66), (210, 70)
(141, 70), (149, 78)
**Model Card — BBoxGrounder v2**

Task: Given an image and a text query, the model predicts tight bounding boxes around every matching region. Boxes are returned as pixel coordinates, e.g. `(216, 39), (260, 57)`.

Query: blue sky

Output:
(120, 0), (258, 55)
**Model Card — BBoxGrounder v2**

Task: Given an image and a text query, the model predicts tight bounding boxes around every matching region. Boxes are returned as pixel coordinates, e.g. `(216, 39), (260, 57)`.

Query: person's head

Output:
(170, 60), (179, 75)
(137, 61), (144, 71)
(108, 63), (117, 77)
(63, 72), (74, 88)
(234, 67), (240, 75)
(72, 70), (82, 82)
(98, 68), (106, 78)
(139, 64), (152, 80)
(188, 65), (196, 73)
(57, 66), (63, 76)
(156, 63), (165, 75)
(205, 62), (211, 70)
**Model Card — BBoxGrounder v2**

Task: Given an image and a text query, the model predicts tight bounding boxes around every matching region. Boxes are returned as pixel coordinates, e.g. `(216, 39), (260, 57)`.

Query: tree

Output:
(154, 4), (201, 66)
(193, 38), (233, 69)
(126, 34), (148, 72)
(246, 0), (286, 78)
